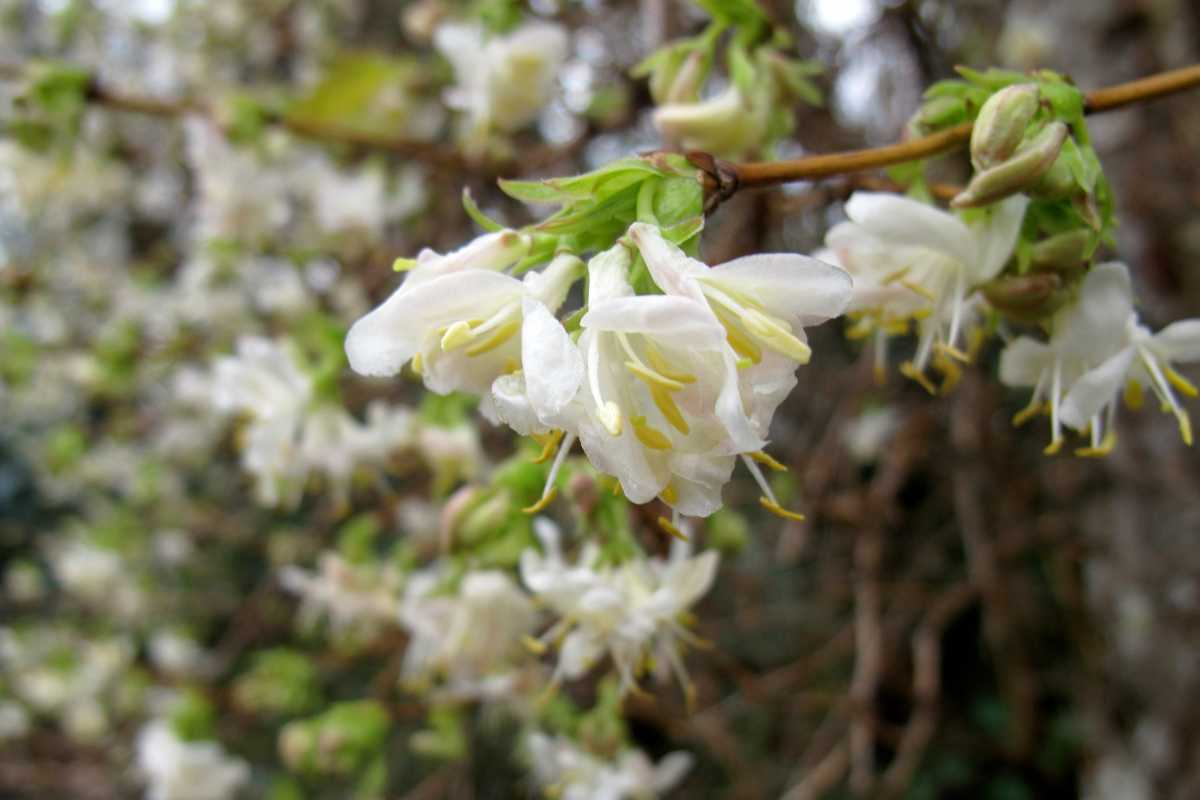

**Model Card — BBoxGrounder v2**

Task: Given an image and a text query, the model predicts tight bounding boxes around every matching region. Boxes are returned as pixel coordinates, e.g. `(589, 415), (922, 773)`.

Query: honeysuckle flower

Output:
(280, 551), (404, 641)
(136, 720), (250, 800)
(508, 244), (758, 517)
(653, 83), (771, 159)
(1000, 262), (1200, 454)
(398, 569), (537, 697)
(627, 222), (851, 520)
(434, 20), (568, 152)
(526, 731), (693, 800)
(520, 519), (718, 696)
(821, 192), (1028, 391)
(346, 242), (581, 398)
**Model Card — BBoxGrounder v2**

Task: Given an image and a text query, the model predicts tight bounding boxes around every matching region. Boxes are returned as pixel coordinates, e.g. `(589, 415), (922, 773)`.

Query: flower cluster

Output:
(347, 220), (851, 522)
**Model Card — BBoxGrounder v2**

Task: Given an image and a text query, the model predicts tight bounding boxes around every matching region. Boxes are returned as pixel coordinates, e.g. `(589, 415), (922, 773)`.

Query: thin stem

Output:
(728, 63), (1200, 192)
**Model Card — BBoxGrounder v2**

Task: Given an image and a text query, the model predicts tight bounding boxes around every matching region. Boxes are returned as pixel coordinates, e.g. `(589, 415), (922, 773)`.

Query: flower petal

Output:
(345, 270), (524, 376)
(581, 295), (725, 349)
(1153, 319), (1200, 363)
(1060, 346), (1135, 430)
(844, 192), (975, 266)
(521, 299), (583, 420)
(998, 336), (1051, 388)
(971, 194), (1028, 281)
(627, 223), (707, 302)
(703, 252), (853, 327)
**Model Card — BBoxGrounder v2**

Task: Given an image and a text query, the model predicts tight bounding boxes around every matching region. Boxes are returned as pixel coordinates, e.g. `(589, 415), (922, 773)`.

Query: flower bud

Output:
(952, 121), (1068, 208)
(982, 272), (1064, 322)
(661, 51), (706, 105)
(1030, 229), (1094, 273)
(1029, 150), (1076, 200)
(970, 83), (1039, 171)
(912, 95), (966, 132)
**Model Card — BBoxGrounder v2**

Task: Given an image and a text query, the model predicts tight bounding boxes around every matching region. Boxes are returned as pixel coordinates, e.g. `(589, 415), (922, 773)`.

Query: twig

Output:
(698, 63), (1200, 202)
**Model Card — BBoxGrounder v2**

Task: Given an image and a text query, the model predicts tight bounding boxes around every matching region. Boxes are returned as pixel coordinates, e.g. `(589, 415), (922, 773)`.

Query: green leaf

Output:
(461, 188), (504, 232)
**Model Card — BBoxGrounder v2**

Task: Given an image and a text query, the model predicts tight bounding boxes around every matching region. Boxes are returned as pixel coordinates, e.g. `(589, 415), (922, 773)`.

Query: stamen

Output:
(650, 385), (690, 435)
(713, 306), (763, 364)
(626, 360), (686, 392)
(660, 483), (678, 505)
(464, 318), (520, 356)
(586, 336), (622, 436)
(1124, 380), (1144, 410)
(657, 516), (689, 541)
(522, 486), (558, 515)
(1046, 357), (1063, 454)
(410, 352), (423, 376)
(643, 342), (697, 385)
(899, 279), (937, 302)
(1165, 365), (1199, 398)
(900, 361), (937, 395)
(845, 318), (874, 341)
(522, 635), (548, 655)
(1012, 401), (1045, 427)
(749, 450), (788, 472)
(741, 308), (812, 363)
(1138, 348), (1193, 445)
(934, 341), (971, 364)
(1076, 430), (1116, 458)
(760, 497), (807, 522)
(531, 430), (564, 465)
(631, 416), (673, 450)
(440, 320), (475, 351)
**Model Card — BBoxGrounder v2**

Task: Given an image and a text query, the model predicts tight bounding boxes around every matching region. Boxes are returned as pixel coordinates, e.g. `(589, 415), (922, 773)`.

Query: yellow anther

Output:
(749, 450), (788, 472)
(933, 354), (963, 395)
(611, 480), (623, 497)
(1012, 401), (1044, 427)
(1179, 413), (1194, 446)
(1075, 431), (1117, 458)
(656, 516), (689, 541)
(881, 266), (911, 285)
(899, 279), (936, 302)
(643, 343), (697, 385)
(736, 357), (755, 369)
(899, 361), (937, 395)
(650, 385), (690, 435)
(934, 341), (971, 364)
(759, 497), (806, 522)
(503, 358), (520, 374)
(743, 309), (812, 363)
(845, 318), (874, 340)
(909, 309), (933, 322)
(392, 256), (418, 272)
(1123, 380), (1144, 410)
(410, 352), (424, 376)
(626, 360), (685, 392)
(522, 487), (558, 514)
(1043, 437), (1064, 455)
(660, 483), (678, 505)
(714, 308), (763, 364)
(522, 635), (548, 655)
(440, 320), (475, 351)
(597, 401), (622, 437)
(1165, 365), (1199, 398)
(464, 318), (520, 356)
(531, 430), (564, 465)
(631, 416), (673, 450)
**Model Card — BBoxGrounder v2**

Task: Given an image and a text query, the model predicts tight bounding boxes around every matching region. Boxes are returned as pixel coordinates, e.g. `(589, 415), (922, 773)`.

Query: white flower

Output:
(526, 731), (693, 800)
(653, 84), (771, 159)
(434, 21), (568, 151)
(0, 700), (30, 741)
(345, 234), (582, 396)
(398, 569), (537, 697)
(1000, 262), (1200, 454)
(136, 720), (250, 800)
(280, 552), (403, 641)
(822, 192), (1027, 390)
(208, 337), (415, 507)
(520, 519), (718, 695)
(629, 221), (851, 437)
(510, 244), (759, 517)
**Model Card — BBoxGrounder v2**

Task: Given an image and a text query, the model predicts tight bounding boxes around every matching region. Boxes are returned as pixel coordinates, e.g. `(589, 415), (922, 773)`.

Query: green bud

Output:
(1029, 149), (1077, 200)
(982, 273), (1065, 322)
(953, 121), (1068, 209)
(970, 83), (1040, 171)
(914, 95), (967, 131)
(458, 489), (513, 545)
(1030, 229), (1095, 273)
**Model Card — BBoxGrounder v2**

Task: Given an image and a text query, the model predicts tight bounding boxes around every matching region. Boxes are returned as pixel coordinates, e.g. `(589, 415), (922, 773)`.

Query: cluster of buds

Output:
(634, 1), (822, 158)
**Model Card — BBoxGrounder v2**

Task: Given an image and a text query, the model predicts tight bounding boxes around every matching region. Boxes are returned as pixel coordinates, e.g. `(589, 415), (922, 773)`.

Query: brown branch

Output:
(708, 63), (1200, 198)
